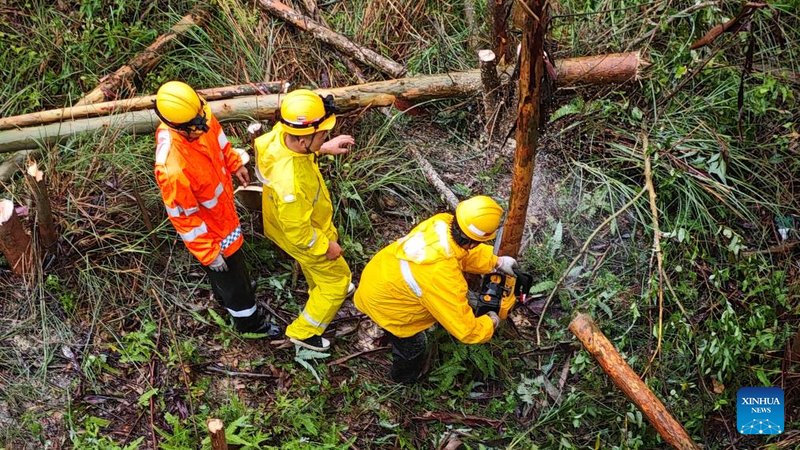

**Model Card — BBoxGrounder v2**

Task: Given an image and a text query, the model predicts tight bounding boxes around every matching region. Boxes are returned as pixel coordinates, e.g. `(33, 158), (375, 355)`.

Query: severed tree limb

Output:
(0, 199), (32, 276)
(74, 5), (211, 106)
(257, 0), (406, 78)
(0, 55), (645, 153)
(0, 82), (289, 131)
(642, 135), (665, 372)
(297, 0), (368, 83)
(26, 163), (57, 248)
(570, 313), (700, 450)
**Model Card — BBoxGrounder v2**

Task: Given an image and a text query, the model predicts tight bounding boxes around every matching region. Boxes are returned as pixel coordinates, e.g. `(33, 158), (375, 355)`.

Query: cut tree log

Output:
(498, 0), (546, 259)
(0, 53), (645, 153)
(257, 0), (406, 78)
(0, 82), (289, 131)
(26, 163), (57, 248)
(74, 6), (210, 106)
(206, 418), (228, 450)
(479, 49), (502, 133)
(0, 199), (32, 276)
(569, 313), (700, 450)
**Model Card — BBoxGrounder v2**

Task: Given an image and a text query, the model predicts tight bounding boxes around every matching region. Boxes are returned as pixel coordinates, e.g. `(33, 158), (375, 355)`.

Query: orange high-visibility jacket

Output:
(154, 108), (244, 266)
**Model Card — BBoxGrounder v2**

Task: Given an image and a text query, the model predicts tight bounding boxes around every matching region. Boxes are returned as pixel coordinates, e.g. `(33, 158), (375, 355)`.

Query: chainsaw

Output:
(473, 226), (534, 319)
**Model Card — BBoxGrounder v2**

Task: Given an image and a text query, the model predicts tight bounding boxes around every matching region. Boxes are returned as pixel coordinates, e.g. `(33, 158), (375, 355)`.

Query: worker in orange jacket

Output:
(153, 81), (280, 337)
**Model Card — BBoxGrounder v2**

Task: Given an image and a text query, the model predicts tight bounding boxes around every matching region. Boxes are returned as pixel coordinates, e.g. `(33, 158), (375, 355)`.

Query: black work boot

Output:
(234, 308), (283, 339)
(388, 332), (428, 384)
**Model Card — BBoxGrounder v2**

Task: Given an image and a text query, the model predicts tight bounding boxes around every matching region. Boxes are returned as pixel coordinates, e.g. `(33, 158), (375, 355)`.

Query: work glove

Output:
(495, 256), (518, 275)
(208, 253), (228, 272)
(487, 311), (501, 330)
(233, 147), (251, 165)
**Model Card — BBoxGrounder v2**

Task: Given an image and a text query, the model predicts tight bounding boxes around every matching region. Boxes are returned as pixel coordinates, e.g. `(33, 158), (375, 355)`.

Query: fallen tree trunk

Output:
(0, 53), (644, 153)
(0, 82), (289, 131)
(0, 199), (32, 276)
(257, 0), (406, 78)
(74, 6), (210, 106)
(570, 313), (700, 450)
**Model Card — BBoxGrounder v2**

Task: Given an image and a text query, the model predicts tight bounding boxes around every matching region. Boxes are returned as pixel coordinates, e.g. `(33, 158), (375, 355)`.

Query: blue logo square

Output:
(737, 387), (784, 435)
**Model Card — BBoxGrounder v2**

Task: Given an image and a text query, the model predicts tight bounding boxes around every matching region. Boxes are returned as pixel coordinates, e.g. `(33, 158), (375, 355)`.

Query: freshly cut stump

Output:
(0, 199), (32, 276)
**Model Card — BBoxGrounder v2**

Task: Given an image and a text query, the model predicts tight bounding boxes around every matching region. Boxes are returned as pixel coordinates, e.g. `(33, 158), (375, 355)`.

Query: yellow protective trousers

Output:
(263, 217), (351, 339)
(256, 124), (352, 340)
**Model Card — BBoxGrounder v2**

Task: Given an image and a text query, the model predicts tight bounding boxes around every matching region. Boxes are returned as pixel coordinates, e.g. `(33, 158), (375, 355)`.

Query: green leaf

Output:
(529, 280), (556, 294)
(137, 388), (158, 407)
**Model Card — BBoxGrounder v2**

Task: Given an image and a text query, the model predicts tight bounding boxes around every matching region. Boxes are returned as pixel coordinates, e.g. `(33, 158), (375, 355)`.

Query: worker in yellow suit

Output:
(354, 196), (518, 383)
(255, 89), (354, 351)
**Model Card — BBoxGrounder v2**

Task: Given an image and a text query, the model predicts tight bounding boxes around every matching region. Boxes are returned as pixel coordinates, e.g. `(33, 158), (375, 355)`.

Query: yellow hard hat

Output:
(155, 81), (209, 132)
(278, 89), (337, 136)
(455, 196), (503, 242)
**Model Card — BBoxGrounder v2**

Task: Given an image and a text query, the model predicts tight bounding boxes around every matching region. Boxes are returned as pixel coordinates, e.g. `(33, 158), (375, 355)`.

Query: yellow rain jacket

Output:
(354, 213), (498, 343)
(255, 123), (351, 340)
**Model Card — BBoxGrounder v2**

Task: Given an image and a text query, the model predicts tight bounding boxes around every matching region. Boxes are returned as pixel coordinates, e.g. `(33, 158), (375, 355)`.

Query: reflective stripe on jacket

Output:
(354, 213), (499, 343)
(154, 107), (244, 265)
(254, 122), (337, 256)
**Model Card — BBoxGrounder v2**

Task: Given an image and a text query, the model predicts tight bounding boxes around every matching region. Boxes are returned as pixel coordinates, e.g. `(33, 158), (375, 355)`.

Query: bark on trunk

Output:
(256, 0), (406, 78)
(74, 6), (210, 106)
(26, 163), (57, 248)
(498, 0), (545, 259)
(569, 313), (701, 450)
(489, 0), (512, 63)
(206, 418), (228, 450)
(0, 199), (32, 276)
(0, 82), (288, 131)
(0, 54), (644, 153)
(479, 50), (502, 132)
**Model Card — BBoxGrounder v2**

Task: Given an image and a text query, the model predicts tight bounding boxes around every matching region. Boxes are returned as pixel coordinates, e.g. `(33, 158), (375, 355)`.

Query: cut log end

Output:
(0, 199), (13, 223)
(478, 49), (496, 62)
(207, 418), (224, 433)
(27, 163), (43, 181)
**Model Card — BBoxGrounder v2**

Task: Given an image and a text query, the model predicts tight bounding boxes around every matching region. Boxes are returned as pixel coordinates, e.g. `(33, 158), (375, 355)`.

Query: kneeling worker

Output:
(255, 89), (354, 351)
(153, 81), (280, 337)
(354, 196), (518, 383)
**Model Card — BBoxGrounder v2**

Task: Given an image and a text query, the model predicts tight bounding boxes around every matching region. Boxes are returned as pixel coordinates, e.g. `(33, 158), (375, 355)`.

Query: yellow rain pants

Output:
(255, 123), (351, 340)
(354, 213), (498, 343)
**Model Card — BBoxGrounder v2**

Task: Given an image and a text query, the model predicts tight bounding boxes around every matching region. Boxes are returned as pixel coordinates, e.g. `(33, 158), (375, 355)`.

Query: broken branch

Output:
(569, 313), (700, 450)
(74, 6), (210, 106)
(256, 0), (406, 78)
(26, 163), (57, 248)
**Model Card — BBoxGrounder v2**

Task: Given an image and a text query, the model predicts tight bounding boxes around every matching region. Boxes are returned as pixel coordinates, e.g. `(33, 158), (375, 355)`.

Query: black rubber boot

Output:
(234, 308), (283, 339)
(387, 331), (428, 384)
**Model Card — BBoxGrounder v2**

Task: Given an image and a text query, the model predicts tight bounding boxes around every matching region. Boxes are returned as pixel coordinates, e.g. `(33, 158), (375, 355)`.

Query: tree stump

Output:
(0, 199), (32, 276)
(207, 418), (228, 450)
(479, 49), (502, 134)
(26, 163), (57, 248)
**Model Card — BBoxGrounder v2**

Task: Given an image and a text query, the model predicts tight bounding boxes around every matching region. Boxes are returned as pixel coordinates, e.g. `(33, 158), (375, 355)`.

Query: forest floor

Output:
(1, 1), (799, 449)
